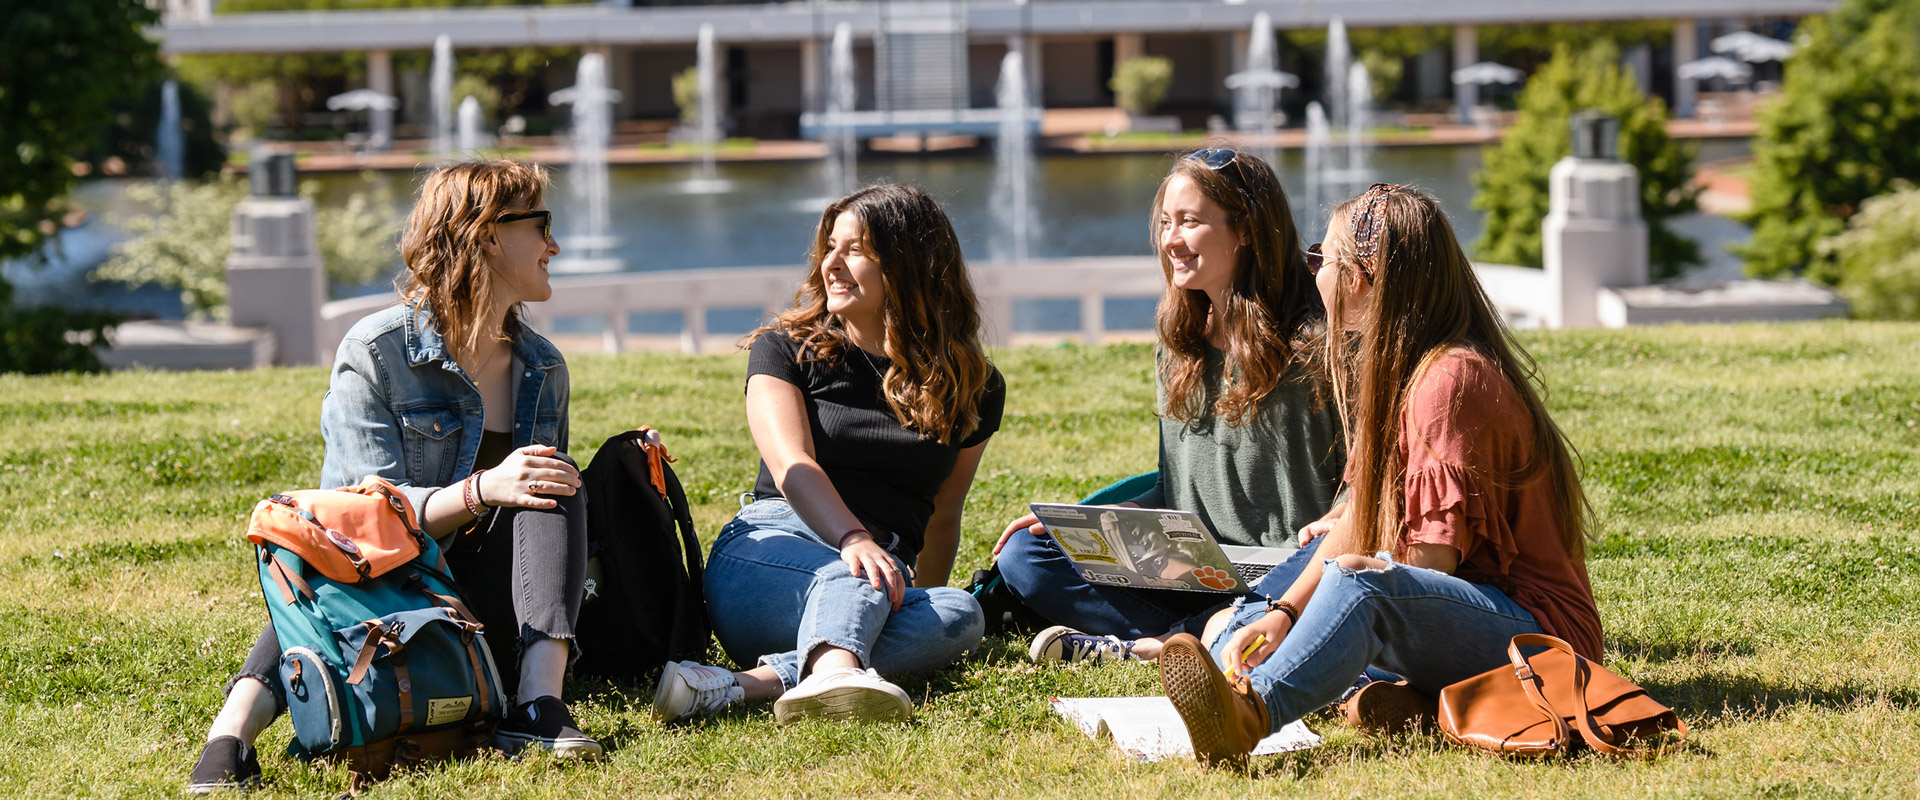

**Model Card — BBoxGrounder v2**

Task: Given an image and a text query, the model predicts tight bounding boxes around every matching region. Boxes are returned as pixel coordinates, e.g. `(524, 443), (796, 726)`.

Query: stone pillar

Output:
(1114, 33), (1144, 65)
(228, 151), (325, 365)
(1452, 24), (1478, 124)
(1673, 18), (1699, 119)
(802, 38), (822, 113)
(367, 50), (394, 150)
(1543, 113), (1648, 329)
(1025, 35), (1044, 108)
(606, 45), (638, 120)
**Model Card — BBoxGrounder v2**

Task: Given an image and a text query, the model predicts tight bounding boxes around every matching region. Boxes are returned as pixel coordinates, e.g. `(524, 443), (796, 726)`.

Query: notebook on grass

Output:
(1027, 503), (1296, 594)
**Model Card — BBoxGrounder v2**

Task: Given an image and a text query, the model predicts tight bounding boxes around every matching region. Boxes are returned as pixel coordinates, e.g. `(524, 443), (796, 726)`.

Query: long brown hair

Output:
(396, 160), (548, 356)
(754, 184), (992, 444)
(1322, 186), (1591, 561)
(1152, 149), (1322, 426)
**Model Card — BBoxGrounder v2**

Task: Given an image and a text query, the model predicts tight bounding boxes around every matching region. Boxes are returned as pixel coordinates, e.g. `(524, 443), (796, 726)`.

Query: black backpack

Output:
(574, 429), (710, 681)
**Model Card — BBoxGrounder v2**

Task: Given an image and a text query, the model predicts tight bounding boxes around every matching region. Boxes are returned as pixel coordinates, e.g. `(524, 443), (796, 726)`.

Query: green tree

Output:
(1109, 56), (1173, 116)
(95, 176), (399, 319)
(1, 0), (161, 372)
(1471, 42), (1700, 277)
(0, 0), (162, 262)
(1739, 0), (1920, 281)
(1820, 182), (1920, 319)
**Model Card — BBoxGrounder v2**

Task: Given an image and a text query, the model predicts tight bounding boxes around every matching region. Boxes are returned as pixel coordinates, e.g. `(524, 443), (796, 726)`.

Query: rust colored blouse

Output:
(1397, 349), (1604, 662)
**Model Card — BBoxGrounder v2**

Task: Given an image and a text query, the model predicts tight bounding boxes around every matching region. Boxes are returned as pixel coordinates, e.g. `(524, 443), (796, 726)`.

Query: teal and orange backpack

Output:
(247, 476), (505, 787)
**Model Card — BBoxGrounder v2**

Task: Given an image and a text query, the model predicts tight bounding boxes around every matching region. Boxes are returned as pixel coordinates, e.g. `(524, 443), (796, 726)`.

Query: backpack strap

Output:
(347, 621), (385, 685)
(263, 551), (315, 605)
(390, 641), (414, 732)
(407, 577), (494, 718)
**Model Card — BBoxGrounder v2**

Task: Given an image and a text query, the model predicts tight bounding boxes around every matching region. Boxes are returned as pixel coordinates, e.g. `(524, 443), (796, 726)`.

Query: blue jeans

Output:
(704, 499), (986, 690)
(998, 530), (1329, 639)
(1210, 553), (1545, 734)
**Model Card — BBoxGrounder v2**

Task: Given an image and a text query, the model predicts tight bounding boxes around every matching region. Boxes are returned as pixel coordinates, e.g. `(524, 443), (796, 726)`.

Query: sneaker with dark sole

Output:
(1028, 625), (1135, 665)
(494, 695), (604, 759)
(772, 667), (912, 725)
(186, 735), (262, 794)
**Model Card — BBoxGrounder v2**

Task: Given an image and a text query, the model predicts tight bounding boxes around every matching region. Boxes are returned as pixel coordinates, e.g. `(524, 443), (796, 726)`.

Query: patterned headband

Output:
(1349, 183), (1405, 274)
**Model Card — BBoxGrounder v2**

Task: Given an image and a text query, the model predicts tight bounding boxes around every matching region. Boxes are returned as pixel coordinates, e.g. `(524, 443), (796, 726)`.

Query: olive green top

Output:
(1128, 346), (1346, 548)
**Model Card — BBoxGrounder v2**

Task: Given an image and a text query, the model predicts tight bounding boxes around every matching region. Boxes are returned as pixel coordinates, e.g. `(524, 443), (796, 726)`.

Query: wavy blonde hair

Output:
(396, 160), (549, 356)
(1152, 150), (1323, 426)
(751, 184), (992, 445)
(1321, 186), (1591, 562)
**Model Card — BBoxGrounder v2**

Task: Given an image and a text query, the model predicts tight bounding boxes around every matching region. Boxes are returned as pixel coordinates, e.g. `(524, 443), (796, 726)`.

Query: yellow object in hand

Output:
(1234, 633), (1267, 678)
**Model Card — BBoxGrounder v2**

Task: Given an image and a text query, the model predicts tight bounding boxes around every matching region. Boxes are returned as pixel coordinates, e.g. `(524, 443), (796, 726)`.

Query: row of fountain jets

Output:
(150, 13), (1372, 269)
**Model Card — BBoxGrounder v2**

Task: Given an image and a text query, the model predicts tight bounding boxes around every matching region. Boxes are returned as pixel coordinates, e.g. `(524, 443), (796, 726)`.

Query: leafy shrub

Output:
(672, 67), (702, 125)
(1109, 56), (1173, 116)
(1820, 183), (1920, 319)
(94, 176), (399, 319)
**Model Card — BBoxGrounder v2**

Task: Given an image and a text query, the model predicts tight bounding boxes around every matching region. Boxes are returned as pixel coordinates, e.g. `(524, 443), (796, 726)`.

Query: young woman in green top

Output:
(993, 149), (1346, 663)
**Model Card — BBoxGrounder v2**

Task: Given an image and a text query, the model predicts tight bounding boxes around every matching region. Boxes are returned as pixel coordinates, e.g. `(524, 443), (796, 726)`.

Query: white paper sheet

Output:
(1050, 696), (1323, 762)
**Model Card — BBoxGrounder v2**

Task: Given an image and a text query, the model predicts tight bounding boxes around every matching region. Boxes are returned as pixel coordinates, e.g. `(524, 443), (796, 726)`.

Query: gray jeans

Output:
(230, 488), (588, 707)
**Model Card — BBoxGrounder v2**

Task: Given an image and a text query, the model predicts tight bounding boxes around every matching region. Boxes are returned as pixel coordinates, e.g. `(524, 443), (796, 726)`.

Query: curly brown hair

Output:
(753, 184), (992, 445)
(396, 160), (548, 356)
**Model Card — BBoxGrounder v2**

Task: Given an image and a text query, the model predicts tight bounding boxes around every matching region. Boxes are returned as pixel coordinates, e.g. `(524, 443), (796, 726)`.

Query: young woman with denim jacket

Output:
(1155, 184), (1603, 769)
(649, 185), (999, 726)
(189, 161), (602, 793)
(991, 149), (1346, 665)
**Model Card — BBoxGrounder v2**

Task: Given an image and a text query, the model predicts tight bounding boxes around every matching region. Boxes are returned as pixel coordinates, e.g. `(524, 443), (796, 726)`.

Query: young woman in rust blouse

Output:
(1156, 184), (1602, 768)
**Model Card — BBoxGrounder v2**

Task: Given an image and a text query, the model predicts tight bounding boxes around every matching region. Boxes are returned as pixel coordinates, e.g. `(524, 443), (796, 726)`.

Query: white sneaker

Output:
(651, 660), (745, 723)
(1028, 625), (1135, 665)
(772, 667), (912, 725)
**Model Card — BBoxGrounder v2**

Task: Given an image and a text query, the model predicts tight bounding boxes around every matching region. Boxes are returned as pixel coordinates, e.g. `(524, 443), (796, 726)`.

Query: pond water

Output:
(8, 138), (1753, 323)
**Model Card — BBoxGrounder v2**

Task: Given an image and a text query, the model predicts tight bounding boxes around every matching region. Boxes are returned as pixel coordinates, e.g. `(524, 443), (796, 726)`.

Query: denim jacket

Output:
(319, 303), (570, 512)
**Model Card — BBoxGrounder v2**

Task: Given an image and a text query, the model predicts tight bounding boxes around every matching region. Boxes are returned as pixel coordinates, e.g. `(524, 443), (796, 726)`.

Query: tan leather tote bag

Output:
(1438, 633), (1688, 757)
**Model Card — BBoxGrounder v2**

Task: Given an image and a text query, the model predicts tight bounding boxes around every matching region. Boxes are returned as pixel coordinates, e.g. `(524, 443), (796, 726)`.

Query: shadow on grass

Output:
(1642, 672), (1920, 722)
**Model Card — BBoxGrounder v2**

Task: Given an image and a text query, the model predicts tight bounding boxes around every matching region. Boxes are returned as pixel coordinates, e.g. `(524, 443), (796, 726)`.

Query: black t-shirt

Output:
(747, 329), (1006, 561)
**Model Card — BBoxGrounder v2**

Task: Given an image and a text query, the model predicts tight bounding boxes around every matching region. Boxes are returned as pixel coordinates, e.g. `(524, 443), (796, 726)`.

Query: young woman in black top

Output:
(650, 184), (1002, 725)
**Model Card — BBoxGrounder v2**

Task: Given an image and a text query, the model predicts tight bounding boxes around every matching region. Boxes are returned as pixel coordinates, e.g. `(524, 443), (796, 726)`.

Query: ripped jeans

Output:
(704, 498), (985, 690)
(1209, 553), (1543, 734)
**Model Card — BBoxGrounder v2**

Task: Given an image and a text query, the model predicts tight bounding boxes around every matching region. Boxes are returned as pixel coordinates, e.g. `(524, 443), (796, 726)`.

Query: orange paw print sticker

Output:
(1191, 565), (1238, 591)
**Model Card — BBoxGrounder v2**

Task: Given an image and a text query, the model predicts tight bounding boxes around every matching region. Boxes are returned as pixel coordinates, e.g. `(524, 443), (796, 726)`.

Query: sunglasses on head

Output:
(496, 209), (552, 242)
(1187, 148), (1239, 170)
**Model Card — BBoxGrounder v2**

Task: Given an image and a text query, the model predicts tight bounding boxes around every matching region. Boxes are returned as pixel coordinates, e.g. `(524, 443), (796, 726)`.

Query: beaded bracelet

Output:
(462, 469), (489, 518)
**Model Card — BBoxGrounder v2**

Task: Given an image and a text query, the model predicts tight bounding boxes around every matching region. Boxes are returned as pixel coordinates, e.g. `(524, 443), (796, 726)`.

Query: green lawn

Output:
(5, 322), (1920, 798)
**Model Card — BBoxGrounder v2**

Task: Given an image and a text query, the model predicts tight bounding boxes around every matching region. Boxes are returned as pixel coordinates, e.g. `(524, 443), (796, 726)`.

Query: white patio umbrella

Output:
(325, 88), (400, 112)
(1451, 61), (1524, 86)
(1710, 31), (1795, 63)
(1224, 68), (1300, 91)
(1677, 56), (1753, 83)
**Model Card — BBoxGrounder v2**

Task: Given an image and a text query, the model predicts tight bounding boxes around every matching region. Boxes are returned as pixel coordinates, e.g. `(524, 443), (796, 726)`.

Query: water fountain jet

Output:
(157, 79), (184, 180)
(548, 52), (625, 273)
(431, 35), (454, 161)
(990, 50), (1035, 263)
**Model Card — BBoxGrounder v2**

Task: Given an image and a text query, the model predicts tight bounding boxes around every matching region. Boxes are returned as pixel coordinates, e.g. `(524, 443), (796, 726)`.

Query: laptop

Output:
(1027, 503), (1296, 594)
